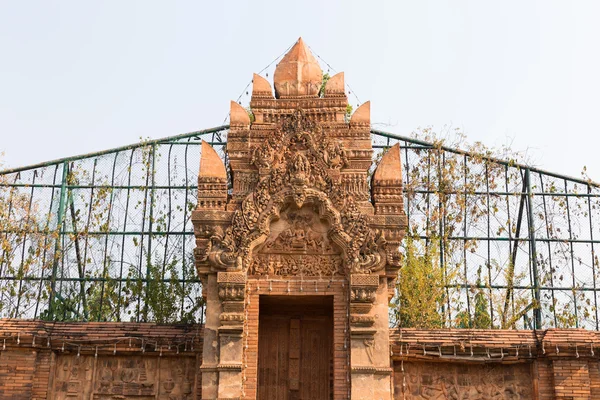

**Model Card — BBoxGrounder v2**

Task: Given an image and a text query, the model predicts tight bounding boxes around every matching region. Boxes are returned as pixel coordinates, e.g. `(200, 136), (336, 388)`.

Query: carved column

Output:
(216, 272), (246, 398)
(350, 274), (393, 399)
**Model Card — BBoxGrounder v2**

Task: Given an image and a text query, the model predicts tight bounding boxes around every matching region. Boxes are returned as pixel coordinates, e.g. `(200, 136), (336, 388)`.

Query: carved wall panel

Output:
(52, 355), (196, 399)
(396, 362), (532, 399)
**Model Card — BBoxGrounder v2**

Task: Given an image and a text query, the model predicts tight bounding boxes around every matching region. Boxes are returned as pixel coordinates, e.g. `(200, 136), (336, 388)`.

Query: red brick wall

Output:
(0, 320), (203, 399)
(589, 360), (600, 398)
(391, 328), (600, 400)
(552, 359), (591, 399)
(535, 359), (555, 400)
(0, 349), (36, 399)
(3, 320), (600, 399)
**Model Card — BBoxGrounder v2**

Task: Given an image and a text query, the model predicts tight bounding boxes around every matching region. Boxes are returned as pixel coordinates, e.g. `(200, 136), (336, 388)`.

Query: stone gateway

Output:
(192, 37), (407, 399)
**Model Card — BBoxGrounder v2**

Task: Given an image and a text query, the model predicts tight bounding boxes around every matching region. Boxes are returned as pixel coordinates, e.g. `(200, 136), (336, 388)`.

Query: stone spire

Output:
(273, 37), (323, 98)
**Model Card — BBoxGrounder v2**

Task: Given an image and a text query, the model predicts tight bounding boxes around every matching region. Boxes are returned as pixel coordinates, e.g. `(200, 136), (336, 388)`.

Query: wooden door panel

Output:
(257, 297), (332, 400)
(300, 317), (331, 400)
(258, 316), (290, 400)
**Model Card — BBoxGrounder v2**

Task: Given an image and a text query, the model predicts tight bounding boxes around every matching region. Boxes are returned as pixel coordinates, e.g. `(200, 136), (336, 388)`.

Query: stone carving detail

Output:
(217, 272), (245, 328)
(350, 275), (378, 304)
(249, 207), (343, 276)
(53, 355), (94, 399)
(205, 109), (386, 275)
(52, 355), (195, 399)
(218, 284), (245, 301)
(397, 362), (532, 399)
(250, 254), (343, 276)
(217, 272), (246, 301)
(350, 287), (377, 303)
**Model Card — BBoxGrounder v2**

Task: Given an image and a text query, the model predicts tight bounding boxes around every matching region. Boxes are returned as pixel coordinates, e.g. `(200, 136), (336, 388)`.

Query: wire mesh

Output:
(1, 125), (599, 329)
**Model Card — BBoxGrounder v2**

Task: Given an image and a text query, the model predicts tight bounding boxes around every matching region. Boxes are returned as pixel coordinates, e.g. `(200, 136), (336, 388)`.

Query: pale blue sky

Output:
(1, 1), (599, 179)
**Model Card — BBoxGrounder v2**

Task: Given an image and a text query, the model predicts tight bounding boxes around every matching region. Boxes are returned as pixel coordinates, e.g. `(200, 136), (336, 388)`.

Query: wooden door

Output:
(257, 296), (333, 400)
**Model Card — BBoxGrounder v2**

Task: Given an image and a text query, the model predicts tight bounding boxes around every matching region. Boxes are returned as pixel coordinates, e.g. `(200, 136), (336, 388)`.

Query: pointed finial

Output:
(273, 37), (323, 98)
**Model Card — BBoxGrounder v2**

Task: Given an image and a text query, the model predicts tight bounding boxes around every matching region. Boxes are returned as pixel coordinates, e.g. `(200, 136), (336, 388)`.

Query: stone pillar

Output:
(350, 274), (393, 400)
(200, 273), (220, 399)
(216, 272), (246, 399)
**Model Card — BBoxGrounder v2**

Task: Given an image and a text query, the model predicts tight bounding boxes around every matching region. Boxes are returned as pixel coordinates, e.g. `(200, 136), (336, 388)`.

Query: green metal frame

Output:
(0, 125), (599, 329)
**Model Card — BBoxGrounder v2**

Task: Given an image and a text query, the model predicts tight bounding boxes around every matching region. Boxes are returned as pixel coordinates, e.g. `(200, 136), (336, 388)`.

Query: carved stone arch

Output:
(241, 186), (354, 275)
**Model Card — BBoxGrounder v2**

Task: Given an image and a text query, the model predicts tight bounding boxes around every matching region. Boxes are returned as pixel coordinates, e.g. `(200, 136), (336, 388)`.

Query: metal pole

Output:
(525, 168), (541, 328)
(48, 161), (69, 319)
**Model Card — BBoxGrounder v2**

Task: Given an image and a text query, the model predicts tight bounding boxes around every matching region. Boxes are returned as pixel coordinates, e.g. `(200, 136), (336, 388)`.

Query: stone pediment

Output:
(198, 109), (395, 277)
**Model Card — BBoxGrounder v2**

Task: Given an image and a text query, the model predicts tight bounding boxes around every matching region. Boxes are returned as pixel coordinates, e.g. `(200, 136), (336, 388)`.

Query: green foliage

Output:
(246, 107), (255, 123)
(318, 72), (330, 98)
(392, 237), (446, 328)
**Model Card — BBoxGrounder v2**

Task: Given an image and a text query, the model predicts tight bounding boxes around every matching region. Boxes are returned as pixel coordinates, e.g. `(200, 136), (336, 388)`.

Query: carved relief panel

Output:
(52, 355), (196, 399)
(249, 205), (342, 277)
(396, 362), (532, 399)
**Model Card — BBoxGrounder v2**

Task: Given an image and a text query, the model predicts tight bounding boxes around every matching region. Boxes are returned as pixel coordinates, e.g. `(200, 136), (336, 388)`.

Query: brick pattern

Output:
(536, 360), (555, 400)
(0, 320), (203, 399)
(553, 359), (591, 399)
(0, 349), (36, 399)
(3, 320), (600, 398)
(390, 328), (600, 399)
(588, 360), (600, 398)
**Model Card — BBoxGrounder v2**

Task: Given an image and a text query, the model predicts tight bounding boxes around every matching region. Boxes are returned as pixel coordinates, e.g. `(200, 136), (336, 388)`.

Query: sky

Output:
(1, 1), (599, 180)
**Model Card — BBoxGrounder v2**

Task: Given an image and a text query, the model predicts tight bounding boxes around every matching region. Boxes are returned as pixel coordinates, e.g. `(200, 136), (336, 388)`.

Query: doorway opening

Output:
(257, 295), (333, 400)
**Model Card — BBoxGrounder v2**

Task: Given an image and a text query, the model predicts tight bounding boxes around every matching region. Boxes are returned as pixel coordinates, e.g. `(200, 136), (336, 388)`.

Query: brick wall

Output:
(0, 320), (203, 399)
(3, 320), (600, 399)
(391, 328), (600, 399)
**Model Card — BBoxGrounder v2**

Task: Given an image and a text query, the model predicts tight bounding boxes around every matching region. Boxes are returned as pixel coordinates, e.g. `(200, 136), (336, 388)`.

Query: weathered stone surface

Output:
(200, 140), (227, 179)
(252, 73), (273, 99)
(273, 37), (323, 98)
(324, 71), (345, 97)
(395, 362), (532, 399)
(350, 100), (371, 126)
(373, 143), (401, 183)
(230, 100), (250, 127)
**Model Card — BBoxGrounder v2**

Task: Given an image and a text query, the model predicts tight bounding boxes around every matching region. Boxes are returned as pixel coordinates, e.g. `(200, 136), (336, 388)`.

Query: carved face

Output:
(292, 188), (307, 209)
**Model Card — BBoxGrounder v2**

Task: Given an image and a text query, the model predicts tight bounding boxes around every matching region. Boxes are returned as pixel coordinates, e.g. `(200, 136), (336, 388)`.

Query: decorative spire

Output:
(199, 140), (226, 180)
(252, 73), (273, 98)
(350, 101), (370, 127)
(273, 37), (323, 98)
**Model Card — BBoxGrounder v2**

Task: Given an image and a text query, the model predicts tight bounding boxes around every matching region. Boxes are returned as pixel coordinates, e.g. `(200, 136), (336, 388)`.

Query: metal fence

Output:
(1, 126), (599, 329)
